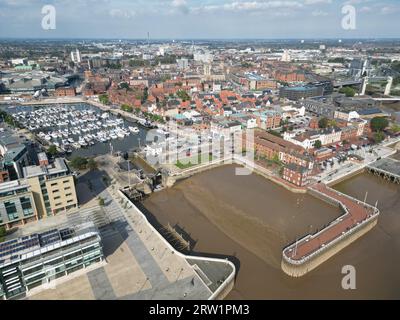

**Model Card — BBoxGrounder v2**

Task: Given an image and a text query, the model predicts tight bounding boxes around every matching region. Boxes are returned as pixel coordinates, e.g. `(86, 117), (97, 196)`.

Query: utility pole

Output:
(128, 159), (131, 188)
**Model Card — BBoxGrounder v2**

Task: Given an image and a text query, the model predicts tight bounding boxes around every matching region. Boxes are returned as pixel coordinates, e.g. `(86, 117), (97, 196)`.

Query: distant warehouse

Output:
(280, 81), (333, 101)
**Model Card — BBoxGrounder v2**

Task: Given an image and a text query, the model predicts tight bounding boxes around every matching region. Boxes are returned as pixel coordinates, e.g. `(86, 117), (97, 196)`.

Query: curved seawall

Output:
(281, 184), (380, 277)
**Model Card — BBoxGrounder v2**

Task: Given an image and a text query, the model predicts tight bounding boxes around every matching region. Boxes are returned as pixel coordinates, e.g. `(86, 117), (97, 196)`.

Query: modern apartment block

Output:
(0, 222), (103, 300)
(0, 181), (39, 230)
(23, 158), (78, 219)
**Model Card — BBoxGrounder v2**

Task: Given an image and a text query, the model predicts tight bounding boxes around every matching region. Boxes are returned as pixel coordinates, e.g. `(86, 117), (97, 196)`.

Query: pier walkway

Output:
(282, 183), (379, 275)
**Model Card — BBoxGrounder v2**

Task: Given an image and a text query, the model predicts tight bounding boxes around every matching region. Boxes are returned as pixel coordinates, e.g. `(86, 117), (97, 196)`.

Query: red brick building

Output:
(55, 87), (76, 97)
(252, 131), (314, 170)
(283, 164), (309, 187)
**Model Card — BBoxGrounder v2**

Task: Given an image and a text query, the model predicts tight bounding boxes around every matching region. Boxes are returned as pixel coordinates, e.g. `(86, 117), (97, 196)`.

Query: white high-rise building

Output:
(281, 50), (291, 62)
(177, 58), (189, 70)
(204, 63), (212, 77)
(71, 49), (82, 63)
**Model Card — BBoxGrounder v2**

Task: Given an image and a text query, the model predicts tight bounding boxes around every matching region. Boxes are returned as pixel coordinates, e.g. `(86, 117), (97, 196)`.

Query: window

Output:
(64, 187), (71, 191)
(52, 189), (60, 194)
(63, 180), (70, 184)
(54, 196), (61, 200)
(5, 201), (18, 221)
(66, 193), (73, 197)
(55, 203), (62, 207)
(20, 197), (34, 217)
(50, 183), (58, 187)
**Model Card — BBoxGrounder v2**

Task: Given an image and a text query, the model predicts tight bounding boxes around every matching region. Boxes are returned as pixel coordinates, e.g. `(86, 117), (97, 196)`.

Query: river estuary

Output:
(143, 165), (400, 299)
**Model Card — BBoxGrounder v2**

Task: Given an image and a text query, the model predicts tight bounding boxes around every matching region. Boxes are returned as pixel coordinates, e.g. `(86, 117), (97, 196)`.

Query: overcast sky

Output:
(0, 0), (399, 39)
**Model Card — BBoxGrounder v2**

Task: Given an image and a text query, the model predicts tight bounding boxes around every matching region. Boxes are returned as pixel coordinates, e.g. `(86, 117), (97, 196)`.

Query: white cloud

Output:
(109, 8), (136, 19)
(312, 9), (328, 16)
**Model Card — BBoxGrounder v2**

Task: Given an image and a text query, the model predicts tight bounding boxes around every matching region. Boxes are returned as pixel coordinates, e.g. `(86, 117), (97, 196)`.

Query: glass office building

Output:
(0, 222), (103, 300)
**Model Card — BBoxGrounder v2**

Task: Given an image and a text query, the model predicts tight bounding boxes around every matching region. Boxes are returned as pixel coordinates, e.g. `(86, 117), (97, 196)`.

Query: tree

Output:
(314, 140), (322, 149)
(374, 131), (386, 143)
(328, 119), (338, 128)
(339, 87), (356, 97)
(370, 117), (389, 132)
(141, 87), (149, 104)
(88, 158), (98, 171)
(318, 117), (329, 129)
(390, 124), (400, 134)
(0, 226), (6, 243)
(176, 90), (190, 102)
(99, 94), (109, 105)
(121, 104), (133, 113)
(119, 82), (130, 90)
(47, 145), (58, 157)
(98, 197), (105, 207)
(70, 156), (88, 170)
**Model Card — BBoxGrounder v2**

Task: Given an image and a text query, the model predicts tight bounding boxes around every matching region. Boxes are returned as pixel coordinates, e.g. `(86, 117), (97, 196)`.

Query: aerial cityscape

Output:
(0, 0), (400, 305)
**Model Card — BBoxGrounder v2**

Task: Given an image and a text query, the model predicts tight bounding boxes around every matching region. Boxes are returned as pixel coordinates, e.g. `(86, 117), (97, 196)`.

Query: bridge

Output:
(361, 76), (393, 96)
(334, 80), (362, 87)
(367, 158), (400, 184)
(372, 97), (400, 102)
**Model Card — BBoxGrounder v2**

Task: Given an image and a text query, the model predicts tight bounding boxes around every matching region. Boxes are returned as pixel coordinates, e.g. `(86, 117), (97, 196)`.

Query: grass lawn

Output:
(176, 154), (215, 170)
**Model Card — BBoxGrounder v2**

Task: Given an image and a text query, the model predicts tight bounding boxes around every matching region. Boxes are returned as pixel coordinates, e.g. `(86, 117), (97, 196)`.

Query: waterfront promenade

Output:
(282, 183), (379, 277)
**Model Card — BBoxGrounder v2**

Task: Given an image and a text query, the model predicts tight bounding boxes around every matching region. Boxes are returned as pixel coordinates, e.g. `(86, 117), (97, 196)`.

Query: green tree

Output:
(47, 145), (58, 157)
(318, 117), (329, 129)
(99, 94), (109, 105)
(176, 90), (190, 102)
(88, 158), (98, 171)
(119, 82), (130, 90)
(98, 197), (105, 207)
(70, 157), (88, 170)
(390, 124), (400, 134)
(370, 117), (389, 132)
(121, 104), (133, 113)
(141, 87), (149, 104)
(314, 140), (322, 149)
(339, 87), (356, 97)
(129, 59), (146, 67)
(374, 131), (386, 143)
(0, 226), (6, 243)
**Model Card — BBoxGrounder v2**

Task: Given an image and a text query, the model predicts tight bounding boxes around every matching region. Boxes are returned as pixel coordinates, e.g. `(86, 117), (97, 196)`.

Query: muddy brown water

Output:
(142, 165), (400, 299)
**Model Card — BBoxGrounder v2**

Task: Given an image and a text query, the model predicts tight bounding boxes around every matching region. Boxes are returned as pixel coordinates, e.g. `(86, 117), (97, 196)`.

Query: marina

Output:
(2, 103), (149, 158)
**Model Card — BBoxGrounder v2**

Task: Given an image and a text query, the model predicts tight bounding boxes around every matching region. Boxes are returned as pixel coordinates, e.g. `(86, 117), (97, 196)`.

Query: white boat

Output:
(79, 139), (88, 147)
(110, 133), (118, 140)
(117, 131), (125, 139)
(129, 127), (140, 134)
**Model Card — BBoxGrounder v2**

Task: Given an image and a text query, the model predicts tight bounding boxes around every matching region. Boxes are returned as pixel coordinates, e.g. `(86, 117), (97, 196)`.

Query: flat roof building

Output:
(23, 159), (78, 218)
(0, 180), (38, 230)
(0, 222), (103, 300)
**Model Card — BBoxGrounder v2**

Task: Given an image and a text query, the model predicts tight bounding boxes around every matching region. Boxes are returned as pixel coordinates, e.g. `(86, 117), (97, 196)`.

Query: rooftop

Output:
(23, 158), (69, 179)
(0, 222), (99, 267)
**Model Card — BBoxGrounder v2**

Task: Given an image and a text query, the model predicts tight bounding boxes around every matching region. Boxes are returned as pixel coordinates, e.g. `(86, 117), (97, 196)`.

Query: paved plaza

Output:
(20, 174), (228, 300)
